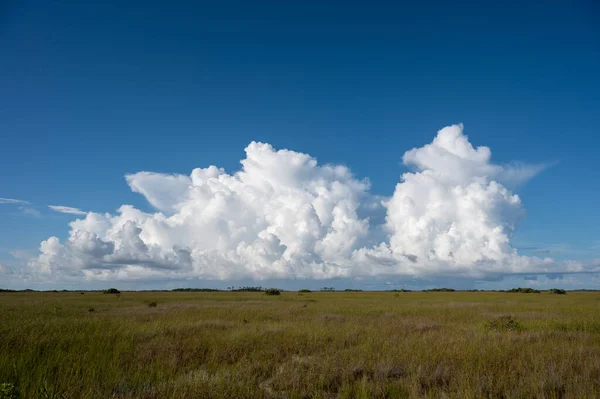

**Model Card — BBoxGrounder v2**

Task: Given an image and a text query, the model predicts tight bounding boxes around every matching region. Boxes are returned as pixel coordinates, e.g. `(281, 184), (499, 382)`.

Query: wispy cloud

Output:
(9, 249), (37, 260)
(48, 205), (87, 215)
(0, 198), (41, 217)
(519, 243), (599, 256)
(19, 206), (41, 217)
(0, 197), (29, 204)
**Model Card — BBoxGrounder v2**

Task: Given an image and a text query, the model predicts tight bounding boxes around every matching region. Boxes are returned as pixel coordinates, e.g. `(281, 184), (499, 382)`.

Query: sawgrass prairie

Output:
(1, 290), (599, 398)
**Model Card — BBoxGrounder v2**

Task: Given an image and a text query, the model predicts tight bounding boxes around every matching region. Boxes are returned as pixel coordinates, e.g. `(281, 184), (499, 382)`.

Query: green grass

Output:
(1, 291), (599, 398)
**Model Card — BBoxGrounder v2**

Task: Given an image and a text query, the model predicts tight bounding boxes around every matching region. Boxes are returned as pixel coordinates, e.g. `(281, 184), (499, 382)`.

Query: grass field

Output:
(1, 290), (599, 398)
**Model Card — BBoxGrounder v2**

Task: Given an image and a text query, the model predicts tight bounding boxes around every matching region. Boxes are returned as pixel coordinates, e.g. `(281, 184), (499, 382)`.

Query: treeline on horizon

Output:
(0, 287), (581, 293)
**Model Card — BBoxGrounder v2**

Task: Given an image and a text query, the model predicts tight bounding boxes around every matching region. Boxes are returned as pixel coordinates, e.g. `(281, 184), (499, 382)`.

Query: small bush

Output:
(265, 288), (281, 296)
(103, 288), (120, 294)
(487, 315), (522, 331)
(231, 286), (263, 292)
(424, 288), (455, 292)
(507, 287), (540, 293)
(298, 289), (311, 293)
(148, 302), (157, 308)
(547, 288), (567, 295)
(88, 307), (95, 312)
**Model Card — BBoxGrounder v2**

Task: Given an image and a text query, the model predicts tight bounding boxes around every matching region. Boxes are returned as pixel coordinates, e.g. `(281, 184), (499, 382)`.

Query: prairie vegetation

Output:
(1, 290), (599, 398)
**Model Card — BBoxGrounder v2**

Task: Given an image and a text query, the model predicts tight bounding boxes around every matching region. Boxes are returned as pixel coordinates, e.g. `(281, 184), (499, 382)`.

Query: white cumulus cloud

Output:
(27, 124), (563, 283)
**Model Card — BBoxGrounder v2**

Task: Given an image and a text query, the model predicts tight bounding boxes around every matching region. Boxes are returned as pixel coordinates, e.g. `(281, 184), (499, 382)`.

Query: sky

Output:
(1, 0), (599, 290)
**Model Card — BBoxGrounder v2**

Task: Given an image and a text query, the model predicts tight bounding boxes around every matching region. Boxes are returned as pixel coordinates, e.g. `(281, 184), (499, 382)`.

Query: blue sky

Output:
(1, 1), (599, 290)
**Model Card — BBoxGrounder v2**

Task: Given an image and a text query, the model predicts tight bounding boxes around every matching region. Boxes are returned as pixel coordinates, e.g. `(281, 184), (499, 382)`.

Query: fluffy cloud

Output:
(380, 125), (532, 276)
(26, 124), (560, 283)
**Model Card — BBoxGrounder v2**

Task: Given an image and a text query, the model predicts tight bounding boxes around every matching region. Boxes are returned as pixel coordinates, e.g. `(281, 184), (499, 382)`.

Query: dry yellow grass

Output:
(1, 291), (599, 398)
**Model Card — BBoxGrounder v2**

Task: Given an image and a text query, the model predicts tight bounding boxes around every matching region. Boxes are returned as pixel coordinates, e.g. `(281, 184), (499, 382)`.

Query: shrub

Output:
(88, 307), (95, 312)
(298, 289), (311, 293)
(148, 302), (157, 308)
(424, 288), (455, 292)
(103, 288), (120, 294)
(547, 288), (567, 295)
(264, 288), (281, 296)
(487, 315), (522, 331)
(507, 287), (540, 293)
(231, 286), (263, 292)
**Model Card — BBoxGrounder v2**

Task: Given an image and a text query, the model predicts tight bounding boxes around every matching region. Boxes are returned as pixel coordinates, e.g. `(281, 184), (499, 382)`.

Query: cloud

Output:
(19, 206), (41, 217)
(400, 124), (548, 187)
(9, 249), (37, 260)
(48, 205), (87, 215)
(0, 197), (29, 204)
(0, 198), (41, 217)
(28, 124), (571, 283)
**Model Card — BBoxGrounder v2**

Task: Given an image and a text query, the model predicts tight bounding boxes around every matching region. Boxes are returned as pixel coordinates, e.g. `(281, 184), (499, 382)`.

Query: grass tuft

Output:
(487, 315), (522, 331)
(0, 383), (18, 399)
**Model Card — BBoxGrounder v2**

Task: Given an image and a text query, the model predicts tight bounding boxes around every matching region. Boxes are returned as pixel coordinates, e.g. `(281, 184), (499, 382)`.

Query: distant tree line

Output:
(507, 287), (541, 293)
(228, 286), (265, 292)
(0, 287), (575, 294)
